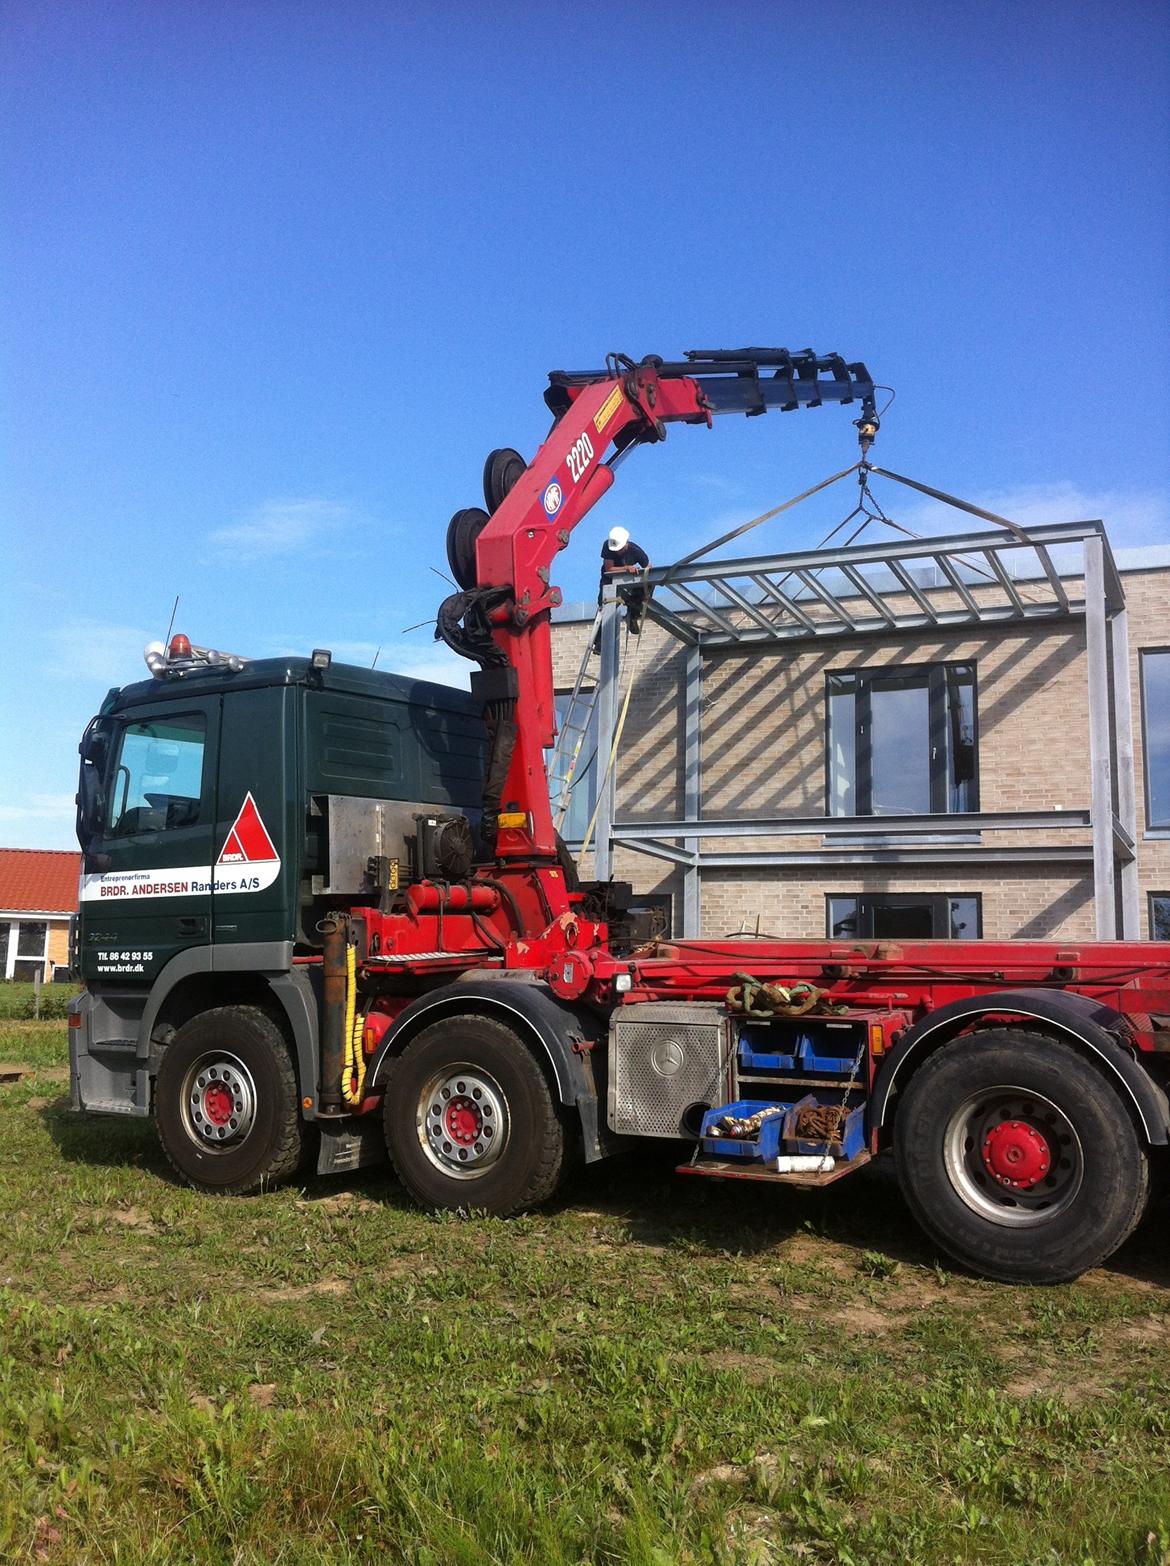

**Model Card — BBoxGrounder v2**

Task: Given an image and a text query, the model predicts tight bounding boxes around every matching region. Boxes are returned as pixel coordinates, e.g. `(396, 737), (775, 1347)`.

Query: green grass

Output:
(0, 981), (77, 1022)
(0, 1019), (1167, 1564)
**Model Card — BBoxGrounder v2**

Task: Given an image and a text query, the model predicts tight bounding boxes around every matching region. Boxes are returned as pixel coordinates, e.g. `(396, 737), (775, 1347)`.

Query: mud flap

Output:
(315, 1117), (387, 1176)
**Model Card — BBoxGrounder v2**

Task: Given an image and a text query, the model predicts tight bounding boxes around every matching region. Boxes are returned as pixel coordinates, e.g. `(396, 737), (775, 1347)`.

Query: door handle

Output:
(176, 917), (207, 937)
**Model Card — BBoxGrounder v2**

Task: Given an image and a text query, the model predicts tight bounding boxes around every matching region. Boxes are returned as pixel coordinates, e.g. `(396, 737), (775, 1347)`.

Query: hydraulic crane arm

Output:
(436, 348), (875, 874)
(545, 348), (875, 422)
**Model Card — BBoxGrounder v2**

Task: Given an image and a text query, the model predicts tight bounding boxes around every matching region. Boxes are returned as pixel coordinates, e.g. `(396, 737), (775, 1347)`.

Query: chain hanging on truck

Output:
(725, 972), (848, 1019)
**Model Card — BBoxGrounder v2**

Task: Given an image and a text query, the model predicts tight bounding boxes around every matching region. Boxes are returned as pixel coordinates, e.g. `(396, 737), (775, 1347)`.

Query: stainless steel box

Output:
(607, 1002), (729, 1138)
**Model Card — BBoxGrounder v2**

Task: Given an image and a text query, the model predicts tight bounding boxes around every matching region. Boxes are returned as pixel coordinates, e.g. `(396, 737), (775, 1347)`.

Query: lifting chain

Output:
(724, 972), (847, 1019)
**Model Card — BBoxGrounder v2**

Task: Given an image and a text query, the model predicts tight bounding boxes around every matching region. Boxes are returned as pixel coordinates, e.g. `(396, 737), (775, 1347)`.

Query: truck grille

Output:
(608, 1004), (728, 1138)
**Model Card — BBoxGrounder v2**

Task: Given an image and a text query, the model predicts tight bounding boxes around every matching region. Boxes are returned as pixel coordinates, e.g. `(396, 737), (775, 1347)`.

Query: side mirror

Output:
(76, 717), (112, 851)
(75, 766), (106, 852)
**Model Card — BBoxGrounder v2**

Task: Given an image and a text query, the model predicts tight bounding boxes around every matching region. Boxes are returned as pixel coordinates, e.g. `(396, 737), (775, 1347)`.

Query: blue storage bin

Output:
(699, 1099), (792, 1162)
(738, 1025), (862, 1076)
(783, 1098), (867, 1160)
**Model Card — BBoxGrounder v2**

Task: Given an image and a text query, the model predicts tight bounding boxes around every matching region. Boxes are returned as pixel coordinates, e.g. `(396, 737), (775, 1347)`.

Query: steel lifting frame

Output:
(570, 519), (1139, 940)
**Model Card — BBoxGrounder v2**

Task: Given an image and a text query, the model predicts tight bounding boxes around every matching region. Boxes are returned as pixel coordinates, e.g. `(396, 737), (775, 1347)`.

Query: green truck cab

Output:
(71, 651), (484, 1160)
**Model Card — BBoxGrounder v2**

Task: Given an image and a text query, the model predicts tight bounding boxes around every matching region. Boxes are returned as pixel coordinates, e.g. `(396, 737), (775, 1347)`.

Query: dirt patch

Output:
(831, 1303), (911, 1336)
(701, 1349), (782, 1384)
(774, 1233), (855, 1278)
(1115, 1316), (1169, 1346)
(295, 1191), (383, 1215)
(0, 1063), (71, 1083)
(1003, 1369), (1109, 1406)
(376, 1256), (437, 1281)
(691, 1461), (749, 1491)
(252, 1277), (350, 1304)
(692, 1452), (782, 1493)
(247, 1382), (278, 1407)
(109, 1206), (158, 1233)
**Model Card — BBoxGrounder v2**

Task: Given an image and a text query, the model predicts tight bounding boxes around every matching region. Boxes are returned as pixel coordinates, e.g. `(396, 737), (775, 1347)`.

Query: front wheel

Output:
(156, 1006), (308, 1194)
(894, 1028), (1150, 1283)
(383, 1015), (570, 1215)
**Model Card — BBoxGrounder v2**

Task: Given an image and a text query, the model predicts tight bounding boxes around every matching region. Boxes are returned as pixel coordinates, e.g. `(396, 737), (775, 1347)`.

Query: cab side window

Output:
(107, 715), (207, 836)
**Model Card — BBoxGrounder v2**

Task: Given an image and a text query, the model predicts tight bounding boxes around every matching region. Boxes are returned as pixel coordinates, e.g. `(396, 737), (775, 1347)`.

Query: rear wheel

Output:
(383, 1015), (569, 1215)
(894, 1028), (1150, 1283)
(156, 1006), (307, 1194)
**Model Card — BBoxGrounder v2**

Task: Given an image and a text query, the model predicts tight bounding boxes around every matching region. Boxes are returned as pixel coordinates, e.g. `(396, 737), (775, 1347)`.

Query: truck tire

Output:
(894, 1028), (1150, 1283)
(155, 1006), (307, 1195)
(383, 1014), (569, 1216)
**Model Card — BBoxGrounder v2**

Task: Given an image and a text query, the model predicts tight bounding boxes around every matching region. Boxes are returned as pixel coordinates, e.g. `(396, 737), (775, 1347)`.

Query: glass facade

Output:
(827, 662), (978, 817)
(1141, 651), (1170, 830)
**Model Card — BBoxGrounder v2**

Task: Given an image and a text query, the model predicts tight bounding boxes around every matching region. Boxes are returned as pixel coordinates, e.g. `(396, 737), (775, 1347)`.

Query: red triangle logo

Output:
(217, 792), (279, 864)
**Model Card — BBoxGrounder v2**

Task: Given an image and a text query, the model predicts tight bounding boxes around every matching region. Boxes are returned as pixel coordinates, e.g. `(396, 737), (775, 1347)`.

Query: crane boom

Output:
(437, 348), (875, 889)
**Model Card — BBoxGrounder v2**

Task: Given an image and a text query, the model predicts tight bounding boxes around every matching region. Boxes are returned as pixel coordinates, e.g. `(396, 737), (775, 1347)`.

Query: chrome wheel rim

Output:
(180, 1051), (258, 1151)
(942, 1085), (1083, 1227)
(417, 1064), (509, 1180)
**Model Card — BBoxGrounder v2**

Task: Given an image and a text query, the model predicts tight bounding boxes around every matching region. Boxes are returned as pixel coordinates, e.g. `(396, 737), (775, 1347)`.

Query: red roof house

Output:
(0, 848), (81, 981)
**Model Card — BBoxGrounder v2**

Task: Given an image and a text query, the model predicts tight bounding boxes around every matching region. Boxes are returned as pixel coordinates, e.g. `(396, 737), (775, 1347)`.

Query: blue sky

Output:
(3, 0), (1168, 849)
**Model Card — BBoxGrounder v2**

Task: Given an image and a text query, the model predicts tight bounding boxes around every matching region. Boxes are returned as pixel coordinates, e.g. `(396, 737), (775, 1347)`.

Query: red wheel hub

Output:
(444, 1096), (481, 1146)
(981, 1119), (1051, 1189)
(203, 1083), (234, 1126)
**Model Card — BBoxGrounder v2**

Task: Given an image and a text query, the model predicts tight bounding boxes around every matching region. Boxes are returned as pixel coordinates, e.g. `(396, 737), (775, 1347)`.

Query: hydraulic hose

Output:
(341, 939), (367, 1108)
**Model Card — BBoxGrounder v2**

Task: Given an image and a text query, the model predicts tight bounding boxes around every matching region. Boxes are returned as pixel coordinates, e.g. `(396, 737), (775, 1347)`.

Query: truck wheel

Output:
(383, 1015), (569, 1216)
(155, 1006), (307, 1195)
(894, 1028), (1150, 1283)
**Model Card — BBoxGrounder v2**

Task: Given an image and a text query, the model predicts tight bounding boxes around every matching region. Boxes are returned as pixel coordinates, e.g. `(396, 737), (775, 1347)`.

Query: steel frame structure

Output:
(580, 519), (1139, 940)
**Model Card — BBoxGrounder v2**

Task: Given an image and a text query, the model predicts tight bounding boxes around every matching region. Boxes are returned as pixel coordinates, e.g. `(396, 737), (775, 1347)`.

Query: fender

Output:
(367, 977), (610, 1160)
(871, 988), (1170, 1145)
(137, 942), (321, 1118)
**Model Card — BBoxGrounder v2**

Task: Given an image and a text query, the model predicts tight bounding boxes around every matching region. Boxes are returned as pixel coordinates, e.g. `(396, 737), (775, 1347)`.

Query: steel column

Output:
(592, 587), (621, 880)
(1084, 534), (1116, 938)
(683, 646), (703, 937)
(1111, 604), (1141, 937)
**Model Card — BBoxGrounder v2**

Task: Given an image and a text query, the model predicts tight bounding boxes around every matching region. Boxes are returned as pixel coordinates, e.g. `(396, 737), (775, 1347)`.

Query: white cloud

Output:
(0, 793), (77, 824)
(880, 480), (1170, 550)
(658, 478), (1170, 567)
(208, 498), (349, 560)
(0, 794), (79, 851)
(47, 618), (158, 684)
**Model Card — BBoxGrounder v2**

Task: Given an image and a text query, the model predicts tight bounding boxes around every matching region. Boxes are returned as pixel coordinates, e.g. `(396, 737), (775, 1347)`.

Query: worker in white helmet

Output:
(594, 525), (651, 652)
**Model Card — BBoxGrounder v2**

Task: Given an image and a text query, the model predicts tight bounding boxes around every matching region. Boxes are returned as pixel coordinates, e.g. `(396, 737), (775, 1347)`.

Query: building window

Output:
(106, 714), (207, 836)
(1150, 894), (1170, 941)
(549, 693), (598, 843)
(1141, 650), (1170, 830)
(827, 663), (978, 816)
(0, 919), (51, 982)
(827, 893), (982, 940)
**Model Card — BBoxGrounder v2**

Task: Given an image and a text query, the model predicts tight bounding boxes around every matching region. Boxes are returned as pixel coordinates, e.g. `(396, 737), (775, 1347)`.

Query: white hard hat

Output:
(607, 526), (630, 551)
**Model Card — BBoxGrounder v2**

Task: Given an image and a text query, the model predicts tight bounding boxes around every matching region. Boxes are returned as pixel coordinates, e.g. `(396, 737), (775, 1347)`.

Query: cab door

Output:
(79, 697), (221, 987)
